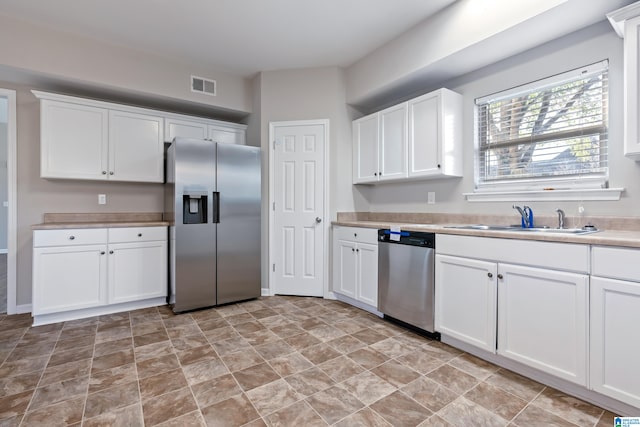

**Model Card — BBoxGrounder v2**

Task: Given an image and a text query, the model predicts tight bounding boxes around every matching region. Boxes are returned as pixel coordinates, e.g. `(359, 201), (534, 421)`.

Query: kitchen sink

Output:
(446, 224), (599, 235)
(446, 224), (520, 231)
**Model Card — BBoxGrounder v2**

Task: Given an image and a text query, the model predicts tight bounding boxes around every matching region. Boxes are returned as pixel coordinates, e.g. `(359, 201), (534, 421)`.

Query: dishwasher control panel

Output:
(378, 229), (435, 248)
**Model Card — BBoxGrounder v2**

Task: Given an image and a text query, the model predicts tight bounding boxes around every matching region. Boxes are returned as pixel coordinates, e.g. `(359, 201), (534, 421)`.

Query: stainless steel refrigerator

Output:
(165, 137), (261, 313)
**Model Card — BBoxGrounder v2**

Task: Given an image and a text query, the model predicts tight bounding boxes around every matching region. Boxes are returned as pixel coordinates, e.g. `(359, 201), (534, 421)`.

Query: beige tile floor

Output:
(0, 296), (616, 426)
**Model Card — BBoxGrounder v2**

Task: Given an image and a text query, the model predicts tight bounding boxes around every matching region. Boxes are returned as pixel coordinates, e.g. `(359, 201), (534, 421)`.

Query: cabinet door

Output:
(623, 15), (640, 159)
(165, 117), (208, 142)
(352, 114), (379, 183)
(40, 100), (109, 180)
(209, 124), (245, 145)
(108, 240), (168, 304)
(357, 242), (378, 307)
(333, 239), (357, 299)
(408, 93), (440, 177)
(379, 103), (408, 181)
(108, 110), (164, 182)
(591, 277), (640, 407)
(33, 244), (107, 314)
(435, 254), (497, 353)
(498, 263), (588, 386)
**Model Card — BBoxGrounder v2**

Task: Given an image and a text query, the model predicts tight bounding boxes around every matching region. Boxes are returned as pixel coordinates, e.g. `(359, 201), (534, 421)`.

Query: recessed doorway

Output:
(0, 88), (17, 315)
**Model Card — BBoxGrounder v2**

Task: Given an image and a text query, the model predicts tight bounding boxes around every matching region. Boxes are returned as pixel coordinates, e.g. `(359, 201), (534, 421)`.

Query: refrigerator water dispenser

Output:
(183, 193), (207, 224)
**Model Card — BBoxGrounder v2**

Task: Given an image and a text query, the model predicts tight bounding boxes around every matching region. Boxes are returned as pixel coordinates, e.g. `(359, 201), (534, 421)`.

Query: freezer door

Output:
(172, 137), (217, 312)
(216, 143), (261, 304)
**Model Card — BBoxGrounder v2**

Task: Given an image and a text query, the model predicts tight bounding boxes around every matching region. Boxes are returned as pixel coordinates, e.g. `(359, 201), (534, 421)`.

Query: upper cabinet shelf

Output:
(33, 91), (247, 183)
(608, 2), (640, 161)
(352, 88), (463, 184)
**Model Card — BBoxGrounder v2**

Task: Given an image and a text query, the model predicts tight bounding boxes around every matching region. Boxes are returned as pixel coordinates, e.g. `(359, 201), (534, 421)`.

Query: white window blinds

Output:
(475, 61), (609, 191)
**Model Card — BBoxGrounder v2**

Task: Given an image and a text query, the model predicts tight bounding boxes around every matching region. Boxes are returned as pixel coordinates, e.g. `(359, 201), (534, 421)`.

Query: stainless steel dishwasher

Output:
(378, 229), (439, 339)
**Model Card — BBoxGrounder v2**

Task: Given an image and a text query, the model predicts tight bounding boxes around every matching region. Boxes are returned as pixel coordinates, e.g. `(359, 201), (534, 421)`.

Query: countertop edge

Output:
(332, 221), (640, 249)
(32, 221), (170, 230)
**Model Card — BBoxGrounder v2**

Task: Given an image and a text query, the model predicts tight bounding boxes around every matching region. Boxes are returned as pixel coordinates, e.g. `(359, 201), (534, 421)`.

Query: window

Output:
(474, 61), (609, 194)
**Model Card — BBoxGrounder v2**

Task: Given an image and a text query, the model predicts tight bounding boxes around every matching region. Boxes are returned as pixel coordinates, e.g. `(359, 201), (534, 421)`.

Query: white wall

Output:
(360, 22), (640, 219)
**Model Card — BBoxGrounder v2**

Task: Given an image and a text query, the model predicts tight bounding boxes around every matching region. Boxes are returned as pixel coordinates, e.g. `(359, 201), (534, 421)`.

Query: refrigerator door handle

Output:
(212, 191), (220, 223)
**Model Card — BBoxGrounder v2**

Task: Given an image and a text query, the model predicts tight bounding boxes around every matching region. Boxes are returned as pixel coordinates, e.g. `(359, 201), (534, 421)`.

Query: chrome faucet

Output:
(513, 205), (534, 228)
(556, 209), (566, 229)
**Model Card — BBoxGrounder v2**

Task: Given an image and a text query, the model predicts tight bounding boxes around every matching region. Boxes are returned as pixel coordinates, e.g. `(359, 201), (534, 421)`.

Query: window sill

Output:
(463, 188), (624, 202)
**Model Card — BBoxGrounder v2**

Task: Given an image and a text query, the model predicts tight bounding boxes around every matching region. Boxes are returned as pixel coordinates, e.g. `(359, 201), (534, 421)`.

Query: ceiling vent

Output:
(191, 75), (216, 96)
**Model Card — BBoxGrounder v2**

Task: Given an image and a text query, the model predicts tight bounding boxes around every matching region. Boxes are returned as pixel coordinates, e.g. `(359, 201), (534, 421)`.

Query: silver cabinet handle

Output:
(488, 272), (493, 278)
(69, 236), (75, 240)
(497, 274), (504, 279)
(109, 171), (114, 175)
(356, 248), (359, 252)
(102, 171), (107, 175)
(315, 217), (322, 223)
(109, 250), (114, 254)
(138, 233), (142, 237)
(100, 251), (105, 255)
(352, 248), (355, 252)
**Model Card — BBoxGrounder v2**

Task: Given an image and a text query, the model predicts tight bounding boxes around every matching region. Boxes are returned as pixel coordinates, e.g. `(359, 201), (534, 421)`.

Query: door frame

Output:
(0, 88), (17, 314)
(268, 119), (330, 298)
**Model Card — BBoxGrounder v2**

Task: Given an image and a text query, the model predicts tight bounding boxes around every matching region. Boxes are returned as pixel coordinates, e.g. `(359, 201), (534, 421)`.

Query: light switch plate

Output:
(98, 194), (106, 205)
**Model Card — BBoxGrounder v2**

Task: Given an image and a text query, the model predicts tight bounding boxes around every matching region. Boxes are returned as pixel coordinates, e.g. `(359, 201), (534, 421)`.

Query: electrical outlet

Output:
(98, 194), (106, 205)
(427, 192), (436, 204)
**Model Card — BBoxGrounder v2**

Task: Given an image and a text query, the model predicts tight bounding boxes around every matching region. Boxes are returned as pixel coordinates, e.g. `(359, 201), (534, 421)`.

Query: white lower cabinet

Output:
(497, 263), (588, 386)
(33, 226), (167, 324)
(436, 234), (589, 387)
(33, 244), (107, 314)
(590, 246), (640, 408)
(332, 226), (378, 309)
(435, 254), (497, 353)
(108, 241), (168, 304)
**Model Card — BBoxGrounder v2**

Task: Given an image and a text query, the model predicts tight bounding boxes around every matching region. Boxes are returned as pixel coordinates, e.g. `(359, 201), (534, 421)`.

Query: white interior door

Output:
(272, 122), (325, 296)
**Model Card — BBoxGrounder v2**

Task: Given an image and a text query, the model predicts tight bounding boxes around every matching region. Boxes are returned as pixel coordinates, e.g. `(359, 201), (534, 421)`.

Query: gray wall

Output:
(359, 22), (640, 220)
(251, 67), (370, 289)
(0, 14), (252, 115)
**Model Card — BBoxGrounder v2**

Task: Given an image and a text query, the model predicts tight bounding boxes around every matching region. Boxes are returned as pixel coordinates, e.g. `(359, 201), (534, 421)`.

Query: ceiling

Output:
(0, 0), (457, 77)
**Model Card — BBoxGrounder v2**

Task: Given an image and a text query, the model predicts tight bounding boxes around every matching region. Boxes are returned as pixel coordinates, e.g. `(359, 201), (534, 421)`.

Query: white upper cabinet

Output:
(352, 88), (462, 184)
(608, 3), (640, 160)
(353, 103), (408, 184)
(408, 89), (463, 178)
(34, 90), (246, 183)
(40, 100), (109, 180)
(108, 110), (164, 182)
(208, 123), (246, 145)
(379, 103), (408, 181)
(165, 117), (208, 141)
(353, 114), (379, 183)
(164, 115), (247, 145)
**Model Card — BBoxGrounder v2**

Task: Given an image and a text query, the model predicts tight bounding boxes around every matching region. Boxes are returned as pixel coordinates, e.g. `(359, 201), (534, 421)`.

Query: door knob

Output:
(315, 217), (322, 223)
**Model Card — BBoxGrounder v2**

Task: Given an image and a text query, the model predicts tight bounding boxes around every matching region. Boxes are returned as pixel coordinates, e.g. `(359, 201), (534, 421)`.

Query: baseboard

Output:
(441, 334), (640, 417)
(334, 293), (383, 317)
(261, 288), (271, 297)
(16, 304), (31, 314)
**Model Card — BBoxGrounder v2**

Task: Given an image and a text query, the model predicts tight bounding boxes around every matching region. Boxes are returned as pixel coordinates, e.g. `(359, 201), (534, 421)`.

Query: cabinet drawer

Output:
(592, 246), (640, 282)
(108, 226), (167, 243)
(34, 228), (107, 247)
(334, 226), (378, 244)
(437, 234), (589, 273)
